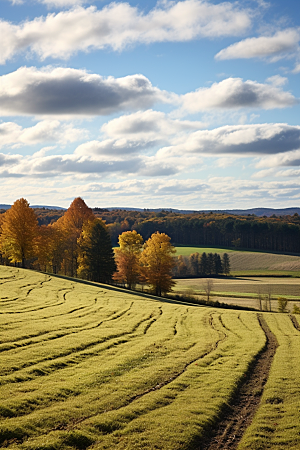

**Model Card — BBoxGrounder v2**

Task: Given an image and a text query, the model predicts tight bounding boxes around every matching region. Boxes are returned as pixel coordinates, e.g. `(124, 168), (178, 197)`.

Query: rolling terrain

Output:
(1, 267), (300, 449)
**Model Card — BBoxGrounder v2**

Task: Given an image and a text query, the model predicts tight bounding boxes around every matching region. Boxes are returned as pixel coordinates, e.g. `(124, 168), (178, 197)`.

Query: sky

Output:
(0, 0), (300, 209)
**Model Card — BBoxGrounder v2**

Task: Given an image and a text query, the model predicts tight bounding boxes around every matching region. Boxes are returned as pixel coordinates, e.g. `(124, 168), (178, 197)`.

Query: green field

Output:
(1, 267), (300, 449)
(175, 246), (300, 276)
(174, 277), (300, 311)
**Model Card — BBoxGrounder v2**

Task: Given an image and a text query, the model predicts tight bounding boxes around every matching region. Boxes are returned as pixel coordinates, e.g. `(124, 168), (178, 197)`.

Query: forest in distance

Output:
(2, 204), (300, 254)
(0, 198), (179, 297)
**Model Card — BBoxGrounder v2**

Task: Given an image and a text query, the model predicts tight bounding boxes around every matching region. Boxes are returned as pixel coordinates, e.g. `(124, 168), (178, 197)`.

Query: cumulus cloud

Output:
(0, 1), (252, 63)
(74, 138), (157, 157)
(215, 29), (300, 61)
(0, 146), (178, 178)
(256, 150), (300, 169)
(101, 109), (205, 140)
(0, 120), (87, 147)
(80, 177), (300, 207)
(0, 153), (20, 167)
(0, 67), (170, 117)
(158, 123), (300, 157)
(179, 78), (297, 114)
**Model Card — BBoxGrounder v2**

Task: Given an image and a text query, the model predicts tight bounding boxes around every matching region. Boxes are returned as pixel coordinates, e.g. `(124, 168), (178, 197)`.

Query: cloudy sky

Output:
(1, 0), (300, 209)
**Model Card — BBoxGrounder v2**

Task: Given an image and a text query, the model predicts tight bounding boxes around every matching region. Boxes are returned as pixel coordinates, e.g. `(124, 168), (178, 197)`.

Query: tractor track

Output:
(199, 314), (278, 450)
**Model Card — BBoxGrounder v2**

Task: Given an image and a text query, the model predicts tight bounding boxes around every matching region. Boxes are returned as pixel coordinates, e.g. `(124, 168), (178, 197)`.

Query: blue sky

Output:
(0, 0), (300, 209)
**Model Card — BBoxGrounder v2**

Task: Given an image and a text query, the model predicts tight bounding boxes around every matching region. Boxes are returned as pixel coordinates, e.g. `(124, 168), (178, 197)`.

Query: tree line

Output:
(0, 198), (176, 296)
(97, 209), (300, 253)
(8, 207), (300, 253)
(173, 252), (230, 278)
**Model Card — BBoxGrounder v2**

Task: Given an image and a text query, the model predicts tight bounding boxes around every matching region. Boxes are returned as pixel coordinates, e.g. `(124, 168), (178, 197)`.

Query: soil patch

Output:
(290, 314), (300, 331)
(198, 314), (278, 450)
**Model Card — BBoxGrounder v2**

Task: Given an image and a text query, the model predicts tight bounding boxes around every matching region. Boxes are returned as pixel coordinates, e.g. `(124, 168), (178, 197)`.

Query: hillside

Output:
(1, 266), (300, 449)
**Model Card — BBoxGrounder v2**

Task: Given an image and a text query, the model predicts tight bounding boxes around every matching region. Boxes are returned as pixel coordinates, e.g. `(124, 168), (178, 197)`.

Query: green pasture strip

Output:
(175, 246), (235, 256)
(0, 265), (266, 450)
(238, 314), (300, 450)
(231, 270), (300, 277)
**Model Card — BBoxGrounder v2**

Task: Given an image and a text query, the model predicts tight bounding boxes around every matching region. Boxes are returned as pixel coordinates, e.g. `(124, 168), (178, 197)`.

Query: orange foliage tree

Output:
(140, 232), (176, 296)
(55, 197), (95, 276)
(0, 198), (38, 268)
(113, 230), (144, 289)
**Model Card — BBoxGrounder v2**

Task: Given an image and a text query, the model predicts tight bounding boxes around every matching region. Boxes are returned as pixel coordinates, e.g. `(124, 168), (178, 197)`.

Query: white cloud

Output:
(0, 67), (170, 117)
(179, 77), (297, 114)
(0, 1), (252, 63)
(215, 29), (300, 61)
(101, 109), (205, 140)
(266, 75), (288, 87)
(157, 123), (300, 157)
(256, 150), (300, 169)
(0, 120), (87, 147)
(293, 63), (300, 73)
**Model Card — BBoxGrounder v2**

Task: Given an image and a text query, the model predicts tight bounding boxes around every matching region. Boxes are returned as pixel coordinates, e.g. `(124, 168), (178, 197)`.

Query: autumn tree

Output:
(58, 198), (95, 276)
(34, 224), (65, 273)
(0, 198), (38, 268)
(175, 255), (189, 277)
(140, 232), (176, 296)
(77, 218), (116, 283)
(113, 230), (143, 289)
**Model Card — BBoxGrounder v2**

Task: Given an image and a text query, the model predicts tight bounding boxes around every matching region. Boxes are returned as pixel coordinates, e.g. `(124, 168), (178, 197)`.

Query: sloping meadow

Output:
(0, 267), (299, 449)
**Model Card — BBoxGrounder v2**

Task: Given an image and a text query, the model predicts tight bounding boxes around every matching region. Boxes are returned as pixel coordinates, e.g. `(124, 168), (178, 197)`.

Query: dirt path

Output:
(198, 314), (278, 450)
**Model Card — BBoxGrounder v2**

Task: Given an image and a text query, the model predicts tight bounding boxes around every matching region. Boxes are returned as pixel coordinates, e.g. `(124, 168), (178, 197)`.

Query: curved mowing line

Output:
(54, 313), (229, 434)
(143, 307), (163, 334)
(1, 288), (71, 314)
(0, 310), (158, 382)
(289, 314), (300, 332)
(199, 314), (278, 450)
(1, 302), (134, 352)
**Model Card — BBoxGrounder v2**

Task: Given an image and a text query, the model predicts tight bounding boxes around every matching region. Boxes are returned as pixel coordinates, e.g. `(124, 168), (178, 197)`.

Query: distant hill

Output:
(1, 204), (299, 217)
(98, 207), (300, 217)
(0, 204), (65, 210)
(31, 205), (66, 210)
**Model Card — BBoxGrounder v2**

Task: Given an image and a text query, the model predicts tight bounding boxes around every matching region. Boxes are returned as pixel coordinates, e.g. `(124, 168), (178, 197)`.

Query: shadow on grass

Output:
(41, 271), (256, 312)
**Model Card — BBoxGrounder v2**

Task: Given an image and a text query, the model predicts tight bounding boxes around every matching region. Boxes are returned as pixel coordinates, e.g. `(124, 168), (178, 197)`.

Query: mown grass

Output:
(0, 266), (267, 450)
(174, 277), (300, 311)
(1, 266), (300, 449)
(175, 246), (236, 256)
(238, 314), (300, 450)
(231, 270), (300, 277)
(175, 246), (300, 275)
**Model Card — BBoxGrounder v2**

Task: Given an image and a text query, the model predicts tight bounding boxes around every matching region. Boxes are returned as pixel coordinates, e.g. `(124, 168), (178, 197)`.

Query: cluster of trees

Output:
(0, 198), (177, 296)
(113, 230), (175, 296)
(91, 209), (300, 253)
(173, 252), (230, 278)
(0, 198), (116, 283)
(8, 207), (300, 254)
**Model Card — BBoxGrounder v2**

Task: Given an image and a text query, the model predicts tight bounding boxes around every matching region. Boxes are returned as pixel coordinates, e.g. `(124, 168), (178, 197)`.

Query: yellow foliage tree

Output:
(140, 231), (176, 296)
(0, 198), (38, 267)
(113, 230), (144, 289)
(34, 224), (65, 273)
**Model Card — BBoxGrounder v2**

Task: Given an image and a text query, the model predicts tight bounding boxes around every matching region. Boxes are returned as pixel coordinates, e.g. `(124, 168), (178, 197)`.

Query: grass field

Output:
(1, 266), (300, 449)
(175, 246), (300, 276)
(174, 277), (300, 311)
